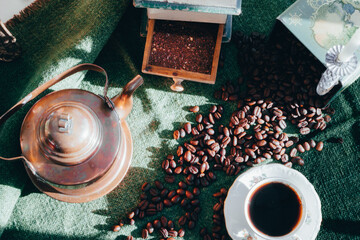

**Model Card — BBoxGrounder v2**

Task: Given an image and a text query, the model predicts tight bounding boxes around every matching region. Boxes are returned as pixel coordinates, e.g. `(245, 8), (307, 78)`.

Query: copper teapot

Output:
(0, 63), (143, 203)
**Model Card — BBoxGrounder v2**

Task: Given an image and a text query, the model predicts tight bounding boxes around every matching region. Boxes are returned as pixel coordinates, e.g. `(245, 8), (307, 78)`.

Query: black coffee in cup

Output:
(248, 182), (302, 236)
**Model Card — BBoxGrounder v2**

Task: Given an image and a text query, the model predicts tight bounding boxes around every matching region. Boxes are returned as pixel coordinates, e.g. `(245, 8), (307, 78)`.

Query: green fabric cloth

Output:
(1, 0), (360, 239)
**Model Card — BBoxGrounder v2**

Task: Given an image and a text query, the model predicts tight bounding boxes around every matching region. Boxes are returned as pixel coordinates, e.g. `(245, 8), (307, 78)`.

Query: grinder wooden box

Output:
(142, 19), (224, 91)
(134, 0), (242, 91)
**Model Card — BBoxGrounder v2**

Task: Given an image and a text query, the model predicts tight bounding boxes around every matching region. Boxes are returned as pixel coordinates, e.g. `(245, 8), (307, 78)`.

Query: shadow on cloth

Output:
(92, 166), (161, 237)
(322, 219), (360, 236)
(1, 228), (106, 240)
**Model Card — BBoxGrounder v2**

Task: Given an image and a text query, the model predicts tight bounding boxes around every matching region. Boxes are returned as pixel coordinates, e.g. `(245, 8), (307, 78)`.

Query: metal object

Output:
(317, 45), (358, 96)
(0, 63), (143, 202)
(0, 20), (21, 62)
(134, 0), (242, 15)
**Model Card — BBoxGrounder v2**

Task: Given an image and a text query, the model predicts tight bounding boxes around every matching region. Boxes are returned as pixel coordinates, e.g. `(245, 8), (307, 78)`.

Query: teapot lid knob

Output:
(39, 103), (102, 166)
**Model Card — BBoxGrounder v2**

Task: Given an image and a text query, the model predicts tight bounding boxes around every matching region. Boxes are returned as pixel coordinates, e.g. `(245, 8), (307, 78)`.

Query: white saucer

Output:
(224, 163), (322, 240)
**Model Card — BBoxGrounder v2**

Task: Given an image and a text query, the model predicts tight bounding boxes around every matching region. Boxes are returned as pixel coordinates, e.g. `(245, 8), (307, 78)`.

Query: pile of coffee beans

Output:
(112, 30), (340, 239)
(230, 29), (338, 134)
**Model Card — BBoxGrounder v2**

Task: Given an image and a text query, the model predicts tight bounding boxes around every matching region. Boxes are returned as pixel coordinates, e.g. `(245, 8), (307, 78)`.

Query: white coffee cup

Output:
(224, 164), (322, 240)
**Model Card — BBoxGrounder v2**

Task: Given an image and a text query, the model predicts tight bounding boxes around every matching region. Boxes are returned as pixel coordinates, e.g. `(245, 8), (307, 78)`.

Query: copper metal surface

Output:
(0, 63), (144, 202)
(20, 89), (121, 186)
(25, 120), (133, 203)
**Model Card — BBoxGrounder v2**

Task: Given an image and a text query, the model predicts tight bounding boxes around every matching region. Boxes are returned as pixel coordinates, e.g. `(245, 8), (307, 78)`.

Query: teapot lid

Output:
(20, 89), (121, 186)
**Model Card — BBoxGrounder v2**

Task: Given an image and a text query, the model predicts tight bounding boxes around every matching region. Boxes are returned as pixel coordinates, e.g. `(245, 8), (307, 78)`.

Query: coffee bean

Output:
(290, 148), (297, 157)
(309, 139), (316, 148)
(153, 219), (161, 229)
(126, 236), (133, 240)
(316, 141), (324, 151)
(279, 120), (287, 129)
(190, 106), (200, 113)
(178, 181), (187, 189)
(180, 128), (186, 138)
(181, 198), (189, 208)
(184, 150), (192, 162)
(177, 146), (184, 156)
(178, 228), (185, 237)
(185, 143), (197, 153)
(173, 130), (180, 140)
(193, 187), (201, 196)
(281, 154), (289, 163)
(285, 140), (294, 148)
(127, 211), (135, 219)
(174, 166), (183, 174)
(213, 203), (222, 212)
(300, 127), (310, 135)
(284, 162), (293, 168)
(155, 180), (164, 190)
(184, 122), (192, 134)
(119, 219), (124, 227)
(189, 166), (199, 174)
(176, 189), (185, 195)
(303, 142), (311, 151)
(245, 148), (256, 159)
(163, 199), (172, 207)
(156, 202), (164, 212)
(162, 160), (169, 170)
(298, 158), (305, 166)
(257, 140), (267, 147)
(142, 229), (149, 239)
(178, 216), (187, 226)
(171, 195), (181, 204)
(112, 225), (121, 232)
(168, 230), (178, 237)
(160, 216), (168, 228)
(159, 228), (169, 238)
(141, 182), (151, 192)
(191, 127), (199, 135)
(146, 222), (154, 233)
(324, 115), (331, 122)
(297, 144), (305, 153)
(139, 200), (149, 210)
(196, 114), (203, 123)
(149, 188), (159, 196)
(129, 219), (135, 225)
(146, 208), (157, 216)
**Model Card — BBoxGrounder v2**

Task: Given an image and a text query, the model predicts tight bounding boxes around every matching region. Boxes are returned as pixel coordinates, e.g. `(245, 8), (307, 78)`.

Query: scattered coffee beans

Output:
(112, 30), (333, 238)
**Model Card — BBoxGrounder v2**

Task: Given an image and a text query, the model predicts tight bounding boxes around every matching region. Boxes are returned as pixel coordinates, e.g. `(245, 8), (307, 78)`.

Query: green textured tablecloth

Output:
(0, 0), (359, 239)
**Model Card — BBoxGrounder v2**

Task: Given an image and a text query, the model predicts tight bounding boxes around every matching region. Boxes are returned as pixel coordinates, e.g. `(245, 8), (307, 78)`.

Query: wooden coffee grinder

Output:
(134, 0), (242, 91)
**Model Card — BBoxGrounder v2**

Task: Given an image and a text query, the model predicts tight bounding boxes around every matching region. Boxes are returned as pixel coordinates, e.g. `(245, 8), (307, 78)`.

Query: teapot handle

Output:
(0, 63), (110, 161)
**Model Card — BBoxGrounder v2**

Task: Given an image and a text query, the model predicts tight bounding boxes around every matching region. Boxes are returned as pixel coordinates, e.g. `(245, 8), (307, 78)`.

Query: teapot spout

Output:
(111, 75), (143, 120)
